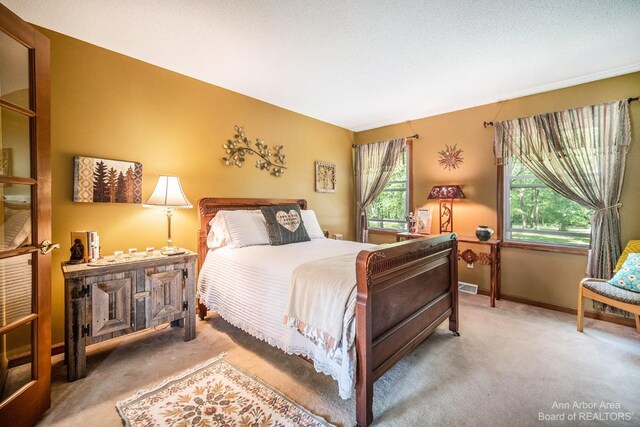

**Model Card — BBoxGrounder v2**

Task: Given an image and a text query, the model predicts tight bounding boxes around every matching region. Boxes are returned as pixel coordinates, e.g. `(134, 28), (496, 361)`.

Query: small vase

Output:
(476, 225), (494, 241)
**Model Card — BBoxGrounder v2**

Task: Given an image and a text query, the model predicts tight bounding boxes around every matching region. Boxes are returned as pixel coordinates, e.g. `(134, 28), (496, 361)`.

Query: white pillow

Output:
(225, 210), (270, 248)
(301, 209), (325, 239)
(207, 210), (270, 249)
(1, 209), (31, 250)
(210, 210), (270, 249)
(206, 212), (230, 249)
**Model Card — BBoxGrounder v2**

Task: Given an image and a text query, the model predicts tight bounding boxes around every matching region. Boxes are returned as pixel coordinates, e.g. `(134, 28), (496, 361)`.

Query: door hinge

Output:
(182, 268), (188, 280)
(81, 323), (91, 337)
(183, 301), (188, 311)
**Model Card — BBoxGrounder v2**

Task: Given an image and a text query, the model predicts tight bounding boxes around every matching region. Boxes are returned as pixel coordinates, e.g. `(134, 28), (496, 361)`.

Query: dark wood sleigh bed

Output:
(196, 198), (459, 426)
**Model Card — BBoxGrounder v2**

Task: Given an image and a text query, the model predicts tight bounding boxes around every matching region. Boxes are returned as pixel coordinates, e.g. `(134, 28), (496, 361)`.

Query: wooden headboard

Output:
(197, 197), (307, 270)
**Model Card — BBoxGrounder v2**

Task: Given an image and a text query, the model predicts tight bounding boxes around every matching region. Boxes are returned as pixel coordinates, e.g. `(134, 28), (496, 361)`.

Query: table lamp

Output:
(143, 176), (192, 253)
(427, 185), (465, 233)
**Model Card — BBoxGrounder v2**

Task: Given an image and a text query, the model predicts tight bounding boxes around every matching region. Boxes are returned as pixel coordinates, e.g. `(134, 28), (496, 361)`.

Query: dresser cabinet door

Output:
(87, 274), (132, 338)
(146, 264), (185, 326)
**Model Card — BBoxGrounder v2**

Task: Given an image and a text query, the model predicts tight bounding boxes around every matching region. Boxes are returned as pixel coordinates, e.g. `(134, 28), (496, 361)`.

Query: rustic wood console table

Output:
(61, 251), (197, 381)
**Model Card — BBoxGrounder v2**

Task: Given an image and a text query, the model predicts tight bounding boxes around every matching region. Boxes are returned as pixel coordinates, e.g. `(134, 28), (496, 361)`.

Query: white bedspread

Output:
(198, 239), (373, 399)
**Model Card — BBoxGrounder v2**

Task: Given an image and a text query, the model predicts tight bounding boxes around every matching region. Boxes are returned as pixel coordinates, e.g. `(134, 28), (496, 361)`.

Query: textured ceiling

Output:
(3, 0), (640, 131)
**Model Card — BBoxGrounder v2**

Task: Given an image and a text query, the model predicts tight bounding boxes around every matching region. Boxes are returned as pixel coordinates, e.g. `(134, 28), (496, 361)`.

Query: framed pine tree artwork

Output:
(73, 156), (142, 203)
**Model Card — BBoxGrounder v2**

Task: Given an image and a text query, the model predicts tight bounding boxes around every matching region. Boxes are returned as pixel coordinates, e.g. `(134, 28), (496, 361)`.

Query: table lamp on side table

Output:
(427, 185), (465, 233)
(143, 175), (192, 254)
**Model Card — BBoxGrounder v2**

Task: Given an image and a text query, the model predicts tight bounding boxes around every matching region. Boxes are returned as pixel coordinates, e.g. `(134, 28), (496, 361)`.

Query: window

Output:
(504, 158), (591, 247)
(366, 148), (409, 231)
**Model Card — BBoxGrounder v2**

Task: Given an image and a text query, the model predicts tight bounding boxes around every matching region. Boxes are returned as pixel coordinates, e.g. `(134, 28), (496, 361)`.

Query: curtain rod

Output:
(352, 134), (419, 148)
(482, 96), (639, 128)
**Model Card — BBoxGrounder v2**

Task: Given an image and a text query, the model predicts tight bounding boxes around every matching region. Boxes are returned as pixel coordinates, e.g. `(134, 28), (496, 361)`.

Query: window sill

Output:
(368, 229), (405, 236)
(501, 241), (589, 256)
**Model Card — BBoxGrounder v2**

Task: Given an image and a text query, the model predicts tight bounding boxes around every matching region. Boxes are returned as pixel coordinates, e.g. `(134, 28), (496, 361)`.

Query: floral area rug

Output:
(116, 354), (333, 427)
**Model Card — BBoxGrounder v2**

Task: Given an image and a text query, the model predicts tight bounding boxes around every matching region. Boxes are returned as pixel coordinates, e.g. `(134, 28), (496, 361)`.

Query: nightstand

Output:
(61, 250), (198, 381)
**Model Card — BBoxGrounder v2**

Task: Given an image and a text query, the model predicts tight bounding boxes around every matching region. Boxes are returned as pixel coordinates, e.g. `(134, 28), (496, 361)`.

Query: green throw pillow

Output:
(260, 204), (310, 246)
(608, 253), (640, 293)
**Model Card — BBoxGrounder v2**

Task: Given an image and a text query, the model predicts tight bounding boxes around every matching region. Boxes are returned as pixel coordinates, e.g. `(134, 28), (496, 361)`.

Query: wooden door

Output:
(89, 275), (132, 339)
(0, 4), (52, 426)
(148, 265), (184, 325)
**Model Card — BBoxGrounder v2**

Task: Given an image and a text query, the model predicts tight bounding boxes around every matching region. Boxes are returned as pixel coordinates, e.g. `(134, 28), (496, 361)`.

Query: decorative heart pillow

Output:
(275, 210), (301, 232)
(261, 204), (310, 246)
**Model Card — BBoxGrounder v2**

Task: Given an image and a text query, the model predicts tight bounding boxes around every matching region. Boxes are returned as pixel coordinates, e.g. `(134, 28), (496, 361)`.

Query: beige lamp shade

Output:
(143, 176), (191, 252)
(143, 176), (192, 209)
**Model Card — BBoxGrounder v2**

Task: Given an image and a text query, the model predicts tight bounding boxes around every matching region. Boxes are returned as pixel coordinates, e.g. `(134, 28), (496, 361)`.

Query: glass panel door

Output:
(0, 29), (30, 110)
(0, 4), (52, 425)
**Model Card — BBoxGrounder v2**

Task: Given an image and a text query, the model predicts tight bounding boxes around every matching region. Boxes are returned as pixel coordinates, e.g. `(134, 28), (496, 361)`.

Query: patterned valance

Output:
(493, 99), (631, 165)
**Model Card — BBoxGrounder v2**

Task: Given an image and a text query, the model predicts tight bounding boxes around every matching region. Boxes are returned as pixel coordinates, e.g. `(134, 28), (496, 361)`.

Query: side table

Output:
(456, 237), (501, 307)
(395, 231), (430, 242)
(396, 232), (501, 307)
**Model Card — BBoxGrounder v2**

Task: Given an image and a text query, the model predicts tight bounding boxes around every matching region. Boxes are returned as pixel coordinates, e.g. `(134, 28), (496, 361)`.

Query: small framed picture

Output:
(315, 161), (336, 193)
(417, 207), (433, 234)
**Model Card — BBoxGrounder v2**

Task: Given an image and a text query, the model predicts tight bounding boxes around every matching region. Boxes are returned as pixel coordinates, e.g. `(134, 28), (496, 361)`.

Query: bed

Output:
(197, 198), (459, 426)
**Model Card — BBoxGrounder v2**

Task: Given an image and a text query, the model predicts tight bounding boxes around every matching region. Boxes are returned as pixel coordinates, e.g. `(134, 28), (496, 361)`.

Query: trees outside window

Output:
(504, 159), (591, 246)
(366, 150), (409, 231)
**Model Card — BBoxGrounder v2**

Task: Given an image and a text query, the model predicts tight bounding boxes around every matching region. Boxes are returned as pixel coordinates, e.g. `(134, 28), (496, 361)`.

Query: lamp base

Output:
(161, 246), (186, 256)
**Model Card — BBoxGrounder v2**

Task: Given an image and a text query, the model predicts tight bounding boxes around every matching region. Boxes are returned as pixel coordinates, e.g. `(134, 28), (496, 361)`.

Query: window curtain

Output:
(494, 99), (631, 279)
(354, 138), (407, 243)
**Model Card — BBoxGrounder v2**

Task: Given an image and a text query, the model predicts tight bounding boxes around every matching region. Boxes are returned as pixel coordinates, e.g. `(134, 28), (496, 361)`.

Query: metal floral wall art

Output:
(222, 125), (287, 177)
(437, 144), (464, 170)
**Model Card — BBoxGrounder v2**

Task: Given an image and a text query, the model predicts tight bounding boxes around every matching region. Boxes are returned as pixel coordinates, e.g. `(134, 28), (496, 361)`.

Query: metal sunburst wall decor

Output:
(222, 126), (287, 177)
(437, 144), (464, 170)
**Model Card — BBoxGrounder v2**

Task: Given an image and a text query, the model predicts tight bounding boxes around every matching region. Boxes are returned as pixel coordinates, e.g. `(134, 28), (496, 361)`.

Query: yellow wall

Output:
(357, 72), (640, 310)
(43, 28), (354, 345)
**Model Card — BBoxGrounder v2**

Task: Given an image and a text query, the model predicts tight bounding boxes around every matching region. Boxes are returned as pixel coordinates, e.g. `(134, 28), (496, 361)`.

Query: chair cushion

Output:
(614, 240), (640, 272)
(583, 279), (640, 305)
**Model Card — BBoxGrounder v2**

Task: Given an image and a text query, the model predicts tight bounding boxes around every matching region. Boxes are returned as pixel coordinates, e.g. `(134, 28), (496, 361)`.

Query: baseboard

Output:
(51, 342), (65, 357)
(7, 342), (65, 369)
(476, 289), (635, 328)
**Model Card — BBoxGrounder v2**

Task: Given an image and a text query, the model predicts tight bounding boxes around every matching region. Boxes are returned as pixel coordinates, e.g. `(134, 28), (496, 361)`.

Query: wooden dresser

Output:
(61, 251), (197, 381)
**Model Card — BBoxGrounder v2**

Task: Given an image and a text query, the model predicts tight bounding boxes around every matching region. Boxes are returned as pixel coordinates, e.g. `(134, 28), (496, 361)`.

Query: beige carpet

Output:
(38, 294), (639, 426)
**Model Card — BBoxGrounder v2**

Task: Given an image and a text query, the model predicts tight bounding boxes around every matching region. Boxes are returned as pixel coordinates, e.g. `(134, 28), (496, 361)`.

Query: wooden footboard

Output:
(355, 233), (458, 427)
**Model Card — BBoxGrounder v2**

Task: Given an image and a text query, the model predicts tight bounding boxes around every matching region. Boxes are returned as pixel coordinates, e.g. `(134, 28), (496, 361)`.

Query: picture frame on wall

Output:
(73, 156), (143, 203)
(417, 207), (433, 234)
(0, 148), (11, 176)
(315, 161), (336, 193)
